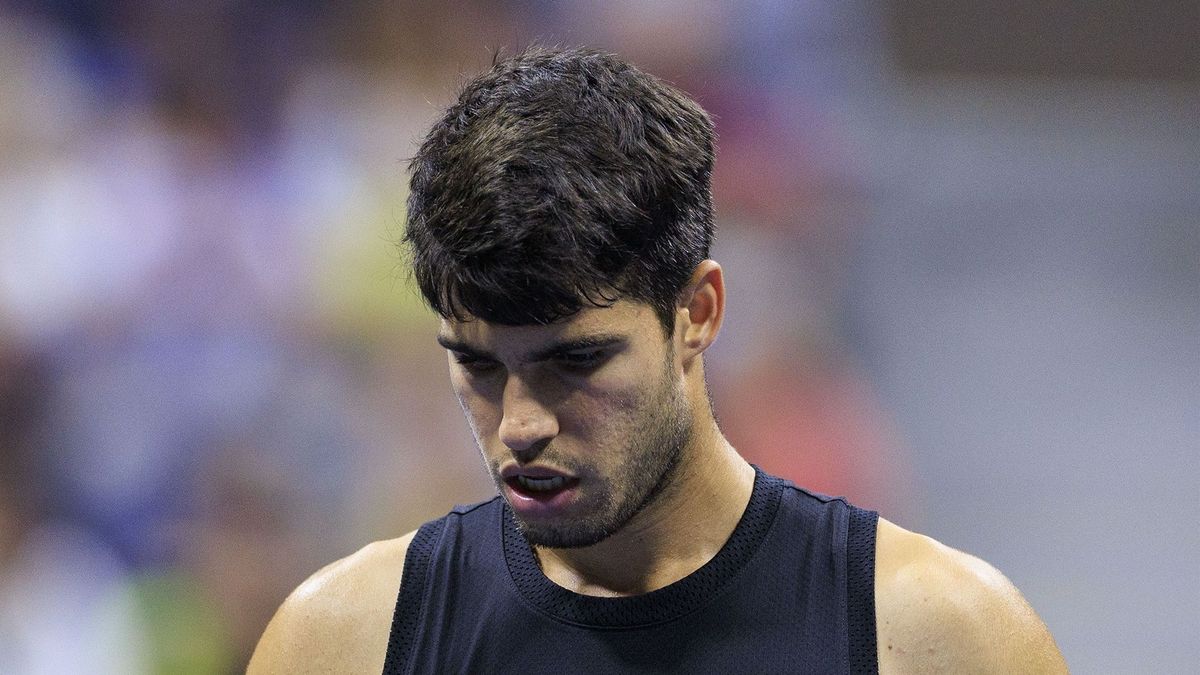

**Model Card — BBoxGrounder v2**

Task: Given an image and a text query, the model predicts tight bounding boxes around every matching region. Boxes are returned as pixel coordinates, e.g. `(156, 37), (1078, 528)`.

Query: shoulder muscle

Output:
(247, 531), (416, 674)
(874, 519), (1067, 674)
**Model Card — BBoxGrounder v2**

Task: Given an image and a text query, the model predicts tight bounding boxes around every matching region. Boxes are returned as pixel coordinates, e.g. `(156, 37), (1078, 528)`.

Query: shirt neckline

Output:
(501, 466), (784, 628)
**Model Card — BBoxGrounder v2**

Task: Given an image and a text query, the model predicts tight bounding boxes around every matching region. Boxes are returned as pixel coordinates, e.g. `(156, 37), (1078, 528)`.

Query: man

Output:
(249, 47), (1068, 673)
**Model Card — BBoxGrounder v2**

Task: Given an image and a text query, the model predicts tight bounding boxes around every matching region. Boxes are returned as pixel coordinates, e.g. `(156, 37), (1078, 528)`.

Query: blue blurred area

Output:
(0, 1), (1195, 672)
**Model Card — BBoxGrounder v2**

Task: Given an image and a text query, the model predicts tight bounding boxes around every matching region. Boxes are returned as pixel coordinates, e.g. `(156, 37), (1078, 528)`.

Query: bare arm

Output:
(874, 518), (1068, 674)
(247, 531), (415, 674)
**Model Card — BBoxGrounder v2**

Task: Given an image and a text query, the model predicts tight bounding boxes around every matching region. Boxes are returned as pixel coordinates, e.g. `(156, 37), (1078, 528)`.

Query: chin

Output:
(515, 520), (614, 549)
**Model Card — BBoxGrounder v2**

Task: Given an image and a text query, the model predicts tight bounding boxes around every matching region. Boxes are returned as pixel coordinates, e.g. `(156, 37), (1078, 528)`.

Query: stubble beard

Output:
(512, 362), (693, 549)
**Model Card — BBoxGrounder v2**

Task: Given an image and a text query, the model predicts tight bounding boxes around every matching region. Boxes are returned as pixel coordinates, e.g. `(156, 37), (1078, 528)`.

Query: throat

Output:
(534, 452), (756, 597)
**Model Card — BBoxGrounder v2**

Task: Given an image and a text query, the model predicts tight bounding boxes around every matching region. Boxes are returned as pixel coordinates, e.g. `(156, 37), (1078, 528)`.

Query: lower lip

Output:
(503, 479), (581, 519)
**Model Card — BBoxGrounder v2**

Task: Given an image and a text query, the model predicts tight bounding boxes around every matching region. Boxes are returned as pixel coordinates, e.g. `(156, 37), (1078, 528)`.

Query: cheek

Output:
(561, 374), (651, 439)
(450, 376), (501, 440)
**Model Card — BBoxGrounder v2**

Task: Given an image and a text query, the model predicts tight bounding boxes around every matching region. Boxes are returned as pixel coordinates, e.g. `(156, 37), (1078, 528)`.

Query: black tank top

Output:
(383, 468), (879, 674)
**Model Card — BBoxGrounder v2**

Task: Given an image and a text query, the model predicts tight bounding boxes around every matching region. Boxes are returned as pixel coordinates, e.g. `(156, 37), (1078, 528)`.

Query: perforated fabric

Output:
(501, 471), (783, 627)
(383, 467), (880, 673)
(847, 506), (879, 674)
(381, 518), (444, 674)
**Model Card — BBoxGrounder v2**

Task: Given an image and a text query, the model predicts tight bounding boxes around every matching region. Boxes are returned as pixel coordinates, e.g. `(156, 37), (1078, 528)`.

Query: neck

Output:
(535, 421), (755, 597)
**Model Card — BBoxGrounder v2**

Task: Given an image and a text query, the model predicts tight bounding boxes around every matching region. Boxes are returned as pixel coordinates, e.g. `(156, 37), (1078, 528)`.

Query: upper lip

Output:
(500, 464), (576, 481)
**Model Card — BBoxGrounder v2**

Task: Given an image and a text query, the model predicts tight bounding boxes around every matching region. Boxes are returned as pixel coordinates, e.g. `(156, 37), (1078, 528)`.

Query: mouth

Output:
(503, 472), (581, 500)
(508, 474), (575, 494)
(499, 466), (581, 514)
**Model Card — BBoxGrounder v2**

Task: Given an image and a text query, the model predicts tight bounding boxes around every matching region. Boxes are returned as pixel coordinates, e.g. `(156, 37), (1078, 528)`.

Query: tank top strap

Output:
(382, 518), (445, 675)
(846, 505), (879, 674)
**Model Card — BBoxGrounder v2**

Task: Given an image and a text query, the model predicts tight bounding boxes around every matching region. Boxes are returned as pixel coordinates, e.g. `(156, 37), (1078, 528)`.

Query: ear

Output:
(676, 260), (725, 362)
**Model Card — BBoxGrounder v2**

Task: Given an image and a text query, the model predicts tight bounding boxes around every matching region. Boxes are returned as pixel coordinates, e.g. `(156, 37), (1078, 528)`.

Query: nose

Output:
(498, 374), (558, 458)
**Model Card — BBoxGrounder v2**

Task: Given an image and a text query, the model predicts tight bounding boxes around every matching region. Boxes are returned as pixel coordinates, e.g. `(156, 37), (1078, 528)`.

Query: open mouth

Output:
(505, 475), (580, 499)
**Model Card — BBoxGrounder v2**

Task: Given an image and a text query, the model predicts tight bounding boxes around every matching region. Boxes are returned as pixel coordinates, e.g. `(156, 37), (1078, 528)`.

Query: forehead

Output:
(438, 300), (661, 351)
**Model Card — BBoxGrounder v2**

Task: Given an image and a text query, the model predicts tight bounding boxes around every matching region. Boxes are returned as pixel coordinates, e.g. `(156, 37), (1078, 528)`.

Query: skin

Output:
(249, 260), (1069, 673)
(436, 295), (696, 553)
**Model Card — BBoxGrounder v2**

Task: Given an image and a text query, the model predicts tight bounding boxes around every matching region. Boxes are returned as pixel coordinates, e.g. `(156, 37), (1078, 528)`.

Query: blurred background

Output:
(0, 0), (1196, 672)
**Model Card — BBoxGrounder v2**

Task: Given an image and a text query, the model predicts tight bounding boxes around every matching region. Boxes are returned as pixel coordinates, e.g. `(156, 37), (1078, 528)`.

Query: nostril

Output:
(500, 418), (552, 446)
(509, 438), (551, 464)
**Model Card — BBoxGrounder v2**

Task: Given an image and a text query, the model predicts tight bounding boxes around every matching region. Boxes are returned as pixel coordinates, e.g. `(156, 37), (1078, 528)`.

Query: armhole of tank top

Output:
(846, 505), (879, 675)
(381, 518), (445, 675)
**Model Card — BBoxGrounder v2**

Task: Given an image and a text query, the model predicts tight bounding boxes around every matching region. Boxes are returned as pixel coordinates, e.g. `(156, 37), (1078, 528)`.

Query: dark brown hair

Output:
(405, 46), (716, 332)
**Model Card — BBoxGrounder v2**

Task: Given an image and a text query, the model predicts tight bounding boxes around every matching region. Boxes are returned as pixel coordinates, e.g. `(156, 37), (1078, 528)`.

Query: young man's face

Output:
(438, 300), (692, 548)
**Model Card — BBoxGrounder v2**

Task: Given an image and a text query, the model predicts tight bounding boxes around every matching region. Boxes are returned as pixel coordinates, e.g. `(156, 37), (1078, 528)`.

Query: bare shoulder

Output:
(247, 531), (417, 674)
(874, 518), (1068, 674)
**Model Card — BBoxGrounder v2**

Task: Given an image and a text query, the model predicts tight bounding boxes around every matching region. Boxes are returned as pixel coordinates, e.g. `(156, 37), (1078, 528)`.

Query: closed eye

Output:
(556, 349), (608, 372)
(453, 353), (501, 374)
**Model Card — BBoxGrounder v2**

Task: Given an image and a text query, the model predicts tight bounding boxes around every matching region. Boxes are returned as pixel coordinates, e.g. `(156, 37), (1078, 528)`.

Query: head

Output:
(407, 47), (722, 547)
(405, 45), (715, 332)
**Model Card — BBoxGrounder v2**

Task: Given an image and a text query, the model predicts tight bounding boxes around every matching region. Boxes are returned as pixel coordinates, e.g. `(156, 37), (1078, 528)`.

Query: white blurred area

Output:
(0, 1), (1195, 672)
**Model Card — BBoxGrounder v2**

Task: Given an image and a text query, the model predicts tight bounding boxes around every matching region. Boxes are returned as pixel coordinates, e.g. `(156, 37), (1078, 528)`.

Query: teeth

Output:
(516, 475), (566, 492)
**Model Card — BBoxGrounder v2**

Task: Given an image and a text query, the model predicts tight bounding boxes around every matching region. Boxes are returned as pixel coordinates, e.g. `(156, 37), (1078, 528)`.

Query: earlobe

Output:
(678, 260), (725, 355)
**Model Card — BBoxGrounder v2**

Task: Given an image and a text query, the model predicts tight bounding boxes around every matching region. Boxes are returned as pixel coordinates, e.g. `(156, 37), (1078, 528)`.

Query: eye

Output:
(454, 353), (501, 374)
(557, 349), (607, 372)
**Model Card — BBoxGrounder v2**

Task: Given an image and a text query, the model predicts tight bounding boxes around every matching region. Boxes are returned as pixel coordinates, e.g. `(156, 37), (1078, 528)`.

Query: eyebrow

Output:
(528, 334), (625, 362)
(435, 334), (494, 360)
(435, 333), (626, 363)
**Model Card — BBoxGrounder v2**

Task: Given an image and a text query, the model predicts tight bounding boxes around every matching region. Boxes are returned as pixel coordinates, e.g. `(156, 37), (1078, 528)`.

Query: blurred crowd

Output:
(0, 1), (909, 671)
(5, 0), (1196, 671)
